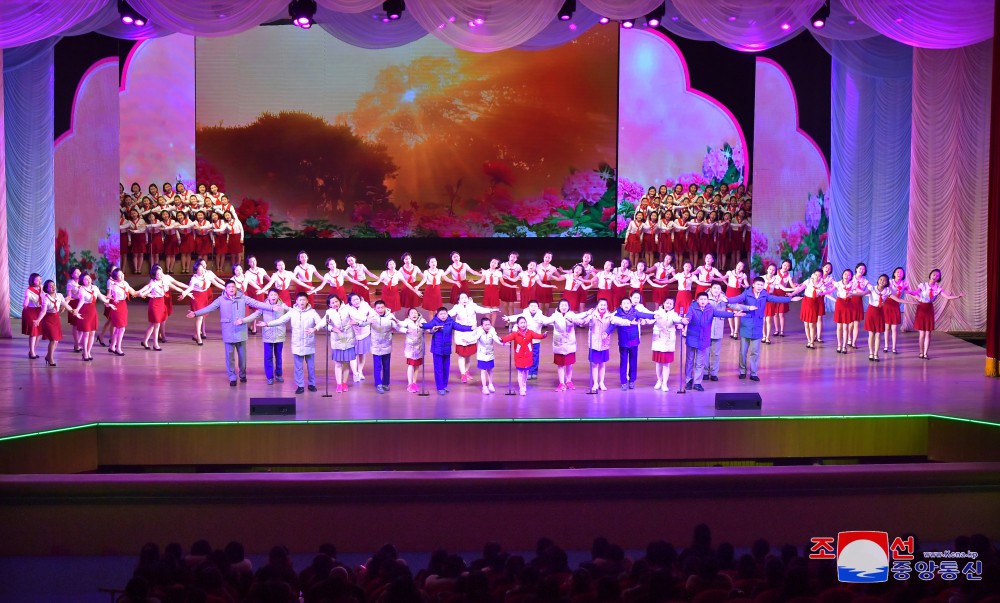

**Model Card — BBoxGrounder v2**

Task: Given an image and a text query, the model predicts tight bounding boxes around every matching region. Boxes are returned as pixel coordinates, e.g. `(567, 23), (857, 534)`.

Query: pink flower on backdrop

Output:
(98, 228), (120, 266)
(615, 215), (628, 235)
(352, 204), (373, 222)
(702, 148), (728, 181)
(805, 194), (822, 230)
(511, 199), (551, 225)
(663, 177), (676, 189)
(602, 206), (615, 222)
(783, 221), (808, 250)
(541, 187), (574, 210)
(731, 143), (745, 170)
(563, 171), (608, 204)
(750, 227), (769, 256)
(482, 160), (515, 186)
(195, 156), (227, 193)
(557, 219), (574, 228)
(617, 177), (645, 202)
(487, 184), (516, 214)
(678, 172), (697, 187)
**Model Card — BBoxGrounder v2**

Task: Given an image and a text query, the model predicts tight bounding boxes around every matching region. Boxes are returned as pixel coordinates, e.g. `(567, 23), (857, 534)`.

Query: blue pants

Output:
(433, 353), (451, 391)
(293, 354), (316, 388)
(530, 342), (540, 377)
(224, 341), (247, 382)
(263, 341), (284, 380)
(618, 345), (638, 384)
(373, 353), (391, 387)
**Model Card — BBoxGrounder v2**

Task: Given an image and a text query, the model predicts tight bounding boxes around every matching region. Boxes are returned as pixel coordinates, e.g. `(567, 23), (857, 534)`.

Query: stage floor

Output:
(1, 305), (997, 439)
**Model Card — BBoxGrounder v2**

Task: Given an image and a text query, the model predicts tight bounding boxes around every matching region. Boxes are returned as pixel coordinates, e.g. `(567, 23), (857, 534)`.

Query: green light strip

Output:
(0, 423), (96, 442)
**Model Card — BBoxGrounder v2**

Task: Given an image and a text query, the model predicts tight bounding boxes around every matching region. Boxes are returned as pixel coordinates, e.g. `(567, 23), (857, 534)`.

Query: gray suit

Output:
(194, 293), (269, 382)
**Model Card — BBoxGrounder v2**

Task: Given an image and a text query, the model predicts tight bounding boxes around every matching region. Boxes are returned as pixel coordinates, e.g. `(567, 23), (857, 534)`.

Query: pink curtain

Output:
(672, 0), (825, 52)
(579, 0), (664, 20)
(0, 0), (106, 49)
(126, 0), (287, 37)
(0, 52), (10, 338)
(842, 0), (994, 49)
(908, 40), (994, 332)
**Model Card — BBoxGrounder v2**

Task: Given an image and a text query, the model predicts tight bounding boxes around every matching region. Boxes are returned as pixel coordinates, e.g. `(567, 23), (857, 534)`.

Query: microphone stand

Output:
(677, 324), (687, 394)
(418, 327), (430, 396)
(322, 315), (332, 398)
(504, 320), (516, 396)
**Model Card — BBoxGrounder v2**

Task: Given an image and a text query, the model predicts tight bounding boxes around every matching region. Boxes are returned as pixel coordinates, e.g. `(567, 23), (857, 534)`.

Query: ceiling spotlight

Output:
(288, 0), (317, 28)
(558, 0), (576, 21)
(810, 2), (830, 29)
(780, 22), (791, 30)
(118, 0), (147, 26)
(598, 16), (610, 24)
(383, 0), (404, 21)
(645, 2), (665, 28)
(621, 19), (635, 29)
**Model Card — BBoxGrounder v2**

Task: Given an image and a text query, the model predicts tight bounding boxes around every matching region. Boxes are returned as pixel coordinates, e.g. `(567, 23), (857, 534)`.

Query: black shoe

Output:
(749, 375), (760, 382)
(28, 354), (39, 360)
(692, 384), (705, 392)
(685, 380), (693, 388)
(295, 387), (305, 394)
(738, 373), (746, 379)
(141, 342), (150, 350)
(307, 385), (317, 392)
(240, 377), (247, 383)
(709, 376), (719, 382)
(230, 381), (237, 387)
(116, 351), (125, 356)
(628, 382), (635, 389)
(96, 337), (106, 347)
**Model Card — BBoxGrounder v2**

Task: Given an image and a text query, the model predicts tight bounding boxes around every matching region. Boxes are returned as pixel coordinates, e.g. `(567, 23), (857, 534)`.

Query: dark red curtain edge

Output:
(986, 13), (1000, 377)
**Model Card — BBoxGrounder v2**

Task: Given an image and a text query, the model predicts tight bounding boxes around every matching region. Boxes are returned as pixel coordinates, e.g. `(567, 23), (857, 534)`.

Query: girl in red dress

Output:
(642, 212), (658, 268)
(649, 254), (675, 307)
(210, 212), (229, 272)
(693, 253), (724, 298)
(147, 210), (165, 270)
(73, 273), (116, 362)
(771, 259), (796, 338)
(672, 211), (691, 268)
(475, 258), (504, 321)
(345, 254), (378, 303)
(761, 264), (781, 344)
(666, 262), (696, 314)
(34, 279), (82, 366)
(415, 257), (456, 314)
(178, 263), (225, 345)
(192, 210), (214, 264)
(864, 274), (912, 362)
(21, 273), (43, 359)
(611, 258), (632, 309)
(534, 252), (557, 313)
(827, 268), (862, 354)
(657, 209), (674, 263)
(623, 212), (644, 268)
(136, 264), (187, 351)
(374, 258), (403, 315)
(262, 259), (308, 307)
(445, 251), (480, 305)
(158, 210), (180, 275)
(306, 258), (346, 305)
(817, 261), (834, 343)
(883, 267), (910, 354)
(549, 263), (592, 313)
(125, 208), (147, 275)
(593, 261), (616, 307)
(106, 268), (139, 356)
(175, 211), (195, 274)
(224, 211), (244, 269)
(798, 270), (824, 349)
(912, 269), (964, 359)
(65, 267), (83, 352)
(291, 251), (320, 306)
(498, 251), (522, 317)
(723, 261), (749, 338)
(398, 252), (423, 311)
(848, 262), (870, 349)
(518, 261), (538, 310)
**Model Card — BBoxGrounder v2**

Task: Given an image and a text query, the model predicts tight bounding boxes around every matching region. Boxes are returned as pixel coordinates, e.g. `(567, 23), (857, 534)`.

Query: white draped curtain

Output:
(0, 52), (9, 337)
(406, 0), (563, 53)
(909, 40), (993, 332)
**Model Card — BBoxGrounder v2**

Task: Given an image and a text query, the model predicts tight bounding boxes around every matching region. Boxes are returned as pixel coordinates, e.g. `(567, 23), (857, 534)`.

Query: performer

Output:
(474, 258), (504, 322)
(224, 211), (245, 269)
(444, 251), (480, 305)
(369, 300), (400, 394)
(64, 267), (84, 353)
(726, 277), (800, 381)
(912, 269), (964, 360)
(414, 257), (455, 315)
(244, 255), (269, 333)
(650, 254), (675, 307)
(307, 258), (347, 304)
(192, 210), (214, 265)
(798, 270), (826, 349)
(147, 209), (164, 270)
(624, 211), (644, 267)
(549, 263), (592, 313)
(158, 210), (180, 275)
(502, 301), (548, 380)
(21, 273), (43, 360)
(319, 295), (357, 393)
(883, 267), (911, 354)
(849, 262), (870, 349)
(501, 317), (548, 396)
(498, 252), (523, 317)
(398, 253), (423, 313)
(518, 261), (539, 311)
(344, 292), (376, 384)
(34, 279), (82, 366)
(693, 254), (724, 298)
(651, 298), (686, 392)
(421, 307), (474, 395)
(611, 259), (634, 309)
(817, 261), (835, 343)
(606, 297), (656, 390)
(178, 263), (225, 345)
(577, 299), (620, 393)
(472, 317), (506, 394)
(261, 260), (309, 307)
(629, 261), (651, 302)
(124, 208), (147, 275)
(73, 273), (116, 361)
(371, 258), (403, 315)
(534, 252), (558, 313)
(770, 260), (796, 339)
(210, 211), (229, 271)
(344, 255), (377, 303)
(135, 265), (186, 351)
(667, 262), (697, 314)
(449, 292), (497, 384)
(642, 212), (659, 268)
(593, 261), (616, 307)
(724, 261), (749, 339)
(537, 299), (586, 391)
(705, 283), (732, 382)
(397, 308), (427, 393)
(827, 268), (865, 354)
(188, 280), (270, 387)
(864, 274), (913, 362)
(292, 251), (321, 307)
(106, 268), (140, 356)
(245, 289), (290, 384)
(257, 292), (322, 394)
(175, 210), (195, 274)
(683, 292), (741, 391)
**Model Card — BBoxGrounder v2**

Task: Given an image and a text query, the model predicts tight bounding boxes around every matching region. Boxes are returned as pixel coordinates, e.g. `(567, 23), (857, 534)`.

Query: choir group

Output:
(21, 245), (963, 396)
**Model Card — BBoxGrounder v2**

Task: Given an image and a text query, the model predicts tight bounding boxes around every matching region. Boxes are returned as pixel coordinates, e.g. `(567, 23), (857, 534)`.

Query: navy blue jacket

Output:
(684, 304), (736, 350)
(726, 288), (792, 339)
(421, 315), (473, 355)
(605, 307), (656, 347)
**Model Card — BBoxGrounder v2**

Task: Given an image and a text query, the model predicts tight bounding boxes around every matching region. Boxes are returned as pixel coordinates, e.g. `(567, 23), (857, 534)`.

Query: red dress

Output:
(399, 266), (420, 309)
(623, 221), (642, 254)
(381, 272), (401, 312)
(864, 303), (885, 332)
(227, 221), (243, 254)
(348, 266), (371, 303)
(246, 267), (268, 303)
(194, 221), (213, 256)
(914, 302), (935, 331)
(421, 270), (444, 311)
(535, 267), (555, 305)
(482, 271), (501, 307)
(128, 221), (147, 254)
(499, 264), (520, 303)
(674, 273), (694, 314)
(212, 222), (228, 257)
(448, 263), (472, 304)
(163, 224), (180, 256)
(519, 275), (536, 310)
(178, 221), (195, 254)
(21, 287), (42, 337)
(39, 300), (63, 341)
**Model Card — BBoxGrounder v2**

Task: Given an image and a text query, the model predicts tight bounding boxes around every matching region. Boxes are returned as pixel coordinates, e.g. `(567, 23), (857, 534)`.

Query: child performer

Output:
(371, 259), (403, 317)
(369, 299), (400, 394)
(34, 279), (83, 366)
(501, 316), (548, 396)
(799, 270), (825, 349)
(818, 261), (835, 343)
(244, 289), (290, 384)
(472, 317), (507, 394)
(398, 253), (423, 313)
(667, 262), (697, 314)
(549, 263), (592, 313)
(883, 267), (910, 354)
(397, 308), (427, 393)
(827, 268), (864, 354)
(651, 298), (685, 392)
(307, 258), (347, 304)
(502, 300), (548, 380)
(864, 274), (912, 362)
(135, 265), (186, 351)
(414, 257), (457, 316)
(320, 294), (357, 393)
(518, 261), (538, 310)
(178, 263), (225, 345)
(257, 292), (321, 394)
(624, 211), (644, 268)
(345, 255), (378, 303)
(292, 251), (321, 306)
(578, 299), (622, 393)
(449, 292), (498, 384)
(498, 252), (522, 317)
(344, 292), (376, 383)
(606, 296), (656, 390)
(912, 269), (964, 360)
(693, 254), (724, 297)
(421, 306), (474, 395)
(474, 258), (504, 324)
(848, 262), (870, 348)
(106, 268), (140, 356)
(536, 298), (587, 391)
(535, 252), (558, 314)
(22, 273), (43, 360)
(724, 261), (749, 339)
(444, 251), (481, 305)
(74, 273), (117, 362)
(649, 254), (675, 308)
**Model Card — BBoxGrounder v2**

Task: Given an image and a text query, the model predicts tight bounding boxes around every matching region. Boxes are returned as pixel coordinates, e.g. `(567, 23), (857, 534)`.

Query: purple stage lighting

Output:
(622, 19), (635, 29)
(780, 22), (790, 30)
(118, 1), (147, 27)
(598, 16), (610, 24)
(474, 17), (484, 25)
(647, 17), (660, 27)
(121, 15), (134, 24)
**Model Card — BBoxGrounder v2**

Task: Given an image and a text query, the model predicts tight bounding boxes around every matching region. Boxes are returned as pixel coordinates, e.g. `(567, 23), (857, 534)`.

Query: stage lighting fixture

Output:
(645, 3), (665, 28)
(810, 2), (830, 29)
(598, 16), (610, 24)
(118, 0), (147, 26)
(383, 0), (405, 21)
(288, 0), (317, 28)
(558, 0), (576, 21)
(621, 19), (635, 29)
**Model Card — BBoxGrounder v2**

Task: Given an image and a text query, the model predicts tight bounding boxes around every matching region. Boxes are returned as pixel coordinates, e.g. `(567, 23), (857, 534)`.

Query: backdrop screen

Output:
(195, 26), (619, 239)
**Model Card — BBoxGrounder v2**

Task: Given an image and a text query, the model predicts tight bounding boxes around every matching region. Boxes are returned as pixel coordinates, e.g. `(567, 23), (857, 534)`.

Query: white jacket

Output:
(537, 311), (587, 355)
(651, 309), (684, 353)
(450, 302), (494, 346)
(369, 313), (398, 356)
(318, 307), (356, 351)
(398, 317), (426, 360)
(473, 327), (504, 361)
(266, 305), (324, 356)
(579, 309), (630, 352)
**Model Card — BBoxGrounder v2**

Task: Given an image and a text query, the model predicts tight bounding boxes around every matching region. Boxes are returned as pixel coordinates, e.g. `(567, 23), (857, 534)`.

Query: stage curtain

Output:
(0, 52), (9, 337)
(126, 0), (287, 37)
(3, 42), (55, 320)
(316, 0), (382, 13)
(827, 51), (912, 296)
(407, 0), (564, 53)
(672, 0), (825, 52)
(809, 0), (879, 41)
(579, 0), (664, 21)
(842, 0), (993, 50)
(0, 0), (106, 49)
(657, 1), (714, 42)
(317, 6), (428, 49)
(908, 40), (993, 333)
(986, 10), (1000, 376)
(516, 3), (603, 50)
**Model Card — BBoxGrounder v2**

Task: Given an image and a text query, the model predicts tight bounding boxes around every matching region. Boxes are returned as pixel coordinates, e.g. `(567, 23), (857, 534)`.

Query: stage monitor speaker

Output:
(715, 392), (762, 411)
(249, 397), (296, 416)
